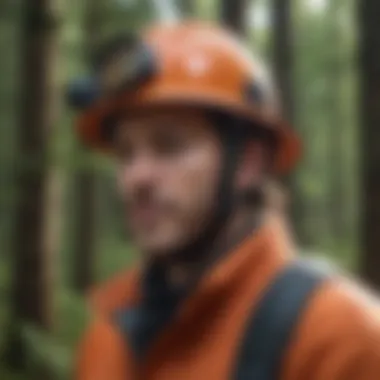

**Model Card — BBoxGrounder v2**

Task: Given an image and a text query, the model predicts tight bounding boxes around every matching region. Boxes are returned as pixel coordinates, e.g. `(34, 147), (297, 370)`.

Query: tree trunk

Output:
(271, 0), (302, 240)
(220, 0), (248, 36)
(0, 0), (20, 256)
(358, 0), (380, 289)
(325, 0), (346, 243)
(72, 0), (103, 293)
(72, 171), (98, 292)
(5, 0), (62, 372)
(179, 0), (195, 17)
(271, 0), (294, 121)
(270, 0), (305, 244)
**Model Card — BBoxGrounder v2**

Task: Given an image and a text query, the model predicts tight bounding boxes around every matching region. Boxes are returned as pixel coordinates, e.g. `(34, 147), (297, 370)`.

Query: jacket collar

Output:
(89, 214), (295, 318)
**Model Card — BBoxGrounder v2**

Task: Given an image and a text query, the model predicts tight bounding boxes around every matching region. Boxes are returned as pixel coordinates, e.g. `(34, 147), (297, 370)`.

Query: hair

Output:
(208, 109), (278, 162)
(91, 33), (137, 70)
(207, 109), (279, 209)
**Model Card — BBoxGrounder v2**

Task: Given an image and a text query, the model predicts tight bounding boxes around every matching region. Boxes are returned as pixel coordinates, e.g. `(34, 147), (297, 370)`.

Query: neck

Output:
(163, 206), (262, 289)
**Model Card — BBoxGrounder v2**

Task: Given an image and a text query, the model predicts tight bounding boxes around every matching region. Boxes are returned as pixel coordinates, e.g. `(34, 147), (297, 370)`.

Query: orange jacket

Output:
(75, 219), (380, 380)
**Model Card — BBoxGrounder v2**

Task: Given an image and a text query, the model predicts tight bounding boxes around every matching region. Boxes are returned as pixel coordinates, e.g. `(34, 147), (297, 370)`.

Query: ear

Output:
(235, 140), (266, 192)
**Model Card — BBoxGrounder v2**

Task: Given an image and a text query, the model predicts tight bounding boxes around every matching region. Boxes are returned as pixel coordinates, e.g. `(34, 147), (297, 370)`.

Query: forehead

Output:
(115, 106), (216, 139)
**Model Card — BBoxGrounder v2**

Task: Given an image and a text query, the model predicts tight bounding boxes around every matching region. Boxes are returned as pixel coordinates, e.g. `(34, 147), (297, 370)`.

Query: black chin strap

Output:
(164, 117), (247, 265)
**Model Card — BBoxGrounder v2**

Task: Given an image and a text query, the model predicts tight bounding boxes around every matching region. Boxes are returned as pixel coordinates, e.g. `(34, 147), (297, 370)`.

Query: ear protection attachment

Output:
(66, 33), (157, 110)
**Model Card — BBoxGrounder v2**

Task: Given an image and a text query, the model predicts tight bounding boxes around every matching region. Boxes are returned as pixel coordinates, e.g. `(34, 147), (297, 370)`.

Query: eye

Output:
(114, 138), (134, 163)
(152, 130), (189, 157)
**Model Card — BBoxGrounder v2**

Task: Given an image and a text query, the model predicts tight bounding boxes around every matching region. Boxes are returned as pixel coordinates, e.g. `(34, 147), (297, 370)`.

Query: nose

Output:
(119, 153), (159, 191)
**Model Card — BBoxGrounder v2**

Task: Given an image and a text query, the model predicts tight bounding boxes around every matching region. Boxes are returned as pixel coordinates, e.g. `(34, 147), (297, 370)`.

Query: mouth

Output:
(130, 205), (163, 228)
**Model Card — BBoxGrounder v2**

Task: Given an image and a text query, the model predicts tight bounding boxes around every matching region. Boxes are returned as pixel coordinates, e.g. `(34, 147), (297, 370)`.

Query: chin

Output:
(138, 235), (186, 259)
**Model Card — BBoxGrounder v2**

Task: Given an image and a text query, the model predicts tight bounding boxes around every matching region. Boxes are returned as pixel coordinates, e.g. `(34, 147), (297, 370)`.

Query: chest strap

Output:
(234, 258), (332, 380)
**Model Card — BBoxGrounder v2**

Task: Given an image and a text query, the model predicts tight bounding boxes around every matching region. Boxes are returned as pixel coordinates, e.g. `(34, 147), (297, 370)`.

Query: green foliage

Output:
(0, 237), (135, 379)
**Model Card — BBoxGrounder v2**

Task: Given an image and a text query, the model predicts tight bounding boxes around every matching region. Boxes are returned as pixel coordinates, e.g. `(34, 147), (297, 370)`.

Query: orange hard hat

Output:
(71, 21), (301, 174)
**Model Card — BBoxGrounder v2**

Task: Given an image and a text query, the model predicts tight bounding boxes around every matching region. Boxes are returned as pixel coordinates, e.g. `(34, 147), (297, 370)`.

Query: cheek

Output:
(115, 147), (222, 254)
(145, 151), (220, 252)
(167, 148), (221, 219)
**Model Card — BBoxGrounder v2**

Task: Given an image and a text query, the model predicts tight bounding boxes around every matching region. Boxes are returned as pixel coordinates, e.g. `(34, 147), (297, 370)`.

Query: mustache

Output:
(124, 186), (174, 213)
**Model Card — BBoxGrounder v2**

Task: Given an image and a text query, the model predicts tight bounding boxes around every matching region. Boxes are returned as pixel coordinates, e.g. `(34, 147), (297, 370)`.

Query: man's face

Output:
(114, 107), (223, 258)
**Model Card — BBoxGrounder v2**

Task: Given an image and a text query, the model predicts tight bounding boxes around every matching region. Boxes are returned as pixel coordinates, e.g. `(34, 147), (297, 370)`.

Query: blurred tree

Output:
(0, 0), (20, 256)
(271, 0), (294, 137)
(179, 0), (195, 17)
(71, 0), (103, 294)
(4, 0), (63, 374)
(358, 0), (380, 289)
(220, 0), (248, 36)
(292, 1), (332, 248)
(270, 0), (306, 244)
(325, 0), (346, 242)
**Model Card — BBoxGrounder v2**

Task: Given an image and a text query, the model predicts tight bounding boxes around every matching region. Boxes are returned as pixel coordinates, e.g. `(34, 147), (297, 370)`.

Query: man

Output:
(68, 21), (380, 380)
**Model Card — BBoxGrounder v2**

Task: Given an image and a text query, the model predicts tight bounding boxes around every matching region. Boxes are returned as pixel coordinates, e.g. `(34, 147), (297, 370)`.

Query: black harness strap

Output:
(234, 258), (332, 380)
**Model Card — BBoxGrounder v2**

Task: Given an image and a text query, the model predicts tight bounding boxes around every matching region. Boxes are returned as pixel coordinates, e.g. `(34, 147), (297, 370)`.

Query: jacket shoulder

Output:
(283, 276), (380, 380)
(87, 266), (140, 316)
(74, 314), (132, 380)
(74, 269), (140, 379)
